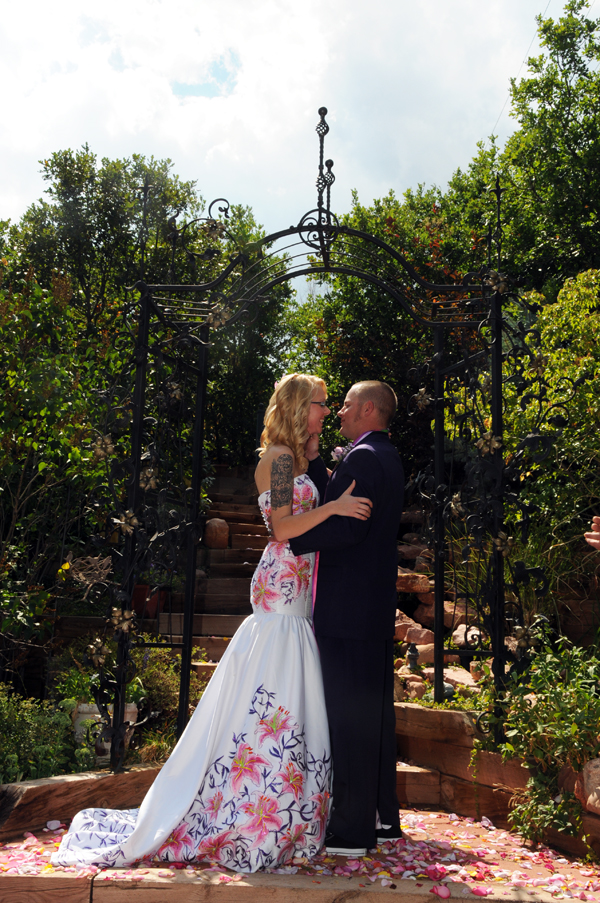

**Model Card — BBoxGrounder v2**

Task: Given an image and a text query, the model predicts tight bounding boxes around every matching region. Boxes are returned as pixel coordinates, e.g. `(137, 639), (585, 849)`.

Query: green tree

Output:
(10, 147), (202, 329)
(504, 0), (600, 288)
(437, 1), (600, 293)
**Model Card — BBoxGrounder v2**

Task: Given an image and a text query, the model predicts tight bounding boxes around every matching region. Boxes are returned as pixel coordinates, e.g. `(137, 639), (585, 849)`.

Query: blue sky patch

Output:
(172, 52), (240, 99)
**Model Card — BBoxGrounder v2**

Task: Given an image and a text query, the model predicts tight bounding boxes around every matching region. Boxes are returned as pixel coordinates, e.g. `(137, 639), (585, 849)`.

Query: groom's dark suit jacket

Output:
(289, 431), (404, 639)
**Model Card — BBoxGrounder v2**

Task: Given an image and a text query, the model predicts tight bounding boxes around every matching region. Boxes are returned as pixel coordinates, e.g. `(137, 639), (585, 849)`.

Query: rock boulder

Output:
(575, 759), (600, 815)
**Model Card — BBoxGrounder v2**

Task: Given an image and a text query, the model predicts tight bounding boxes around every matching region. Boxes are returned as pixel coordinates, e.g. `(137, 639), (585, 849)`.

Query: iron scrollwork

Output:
(80, 106), (566, 769)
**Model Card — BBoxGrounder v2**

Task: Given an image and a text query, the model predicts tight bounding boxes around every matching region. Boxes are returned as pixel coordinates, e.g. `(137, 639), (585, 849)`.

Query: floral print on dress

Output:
(146, 683), (330, 870)
(251, 473), (318, 619)
(52, 475), (330, 873)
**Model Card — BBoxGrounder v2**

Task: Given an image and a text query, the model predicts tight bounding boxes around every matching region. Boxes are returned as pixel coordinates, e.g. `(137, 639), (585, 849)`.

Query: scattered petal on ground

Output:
(2, 806), (600, 900)
(431, 884), (452, 897)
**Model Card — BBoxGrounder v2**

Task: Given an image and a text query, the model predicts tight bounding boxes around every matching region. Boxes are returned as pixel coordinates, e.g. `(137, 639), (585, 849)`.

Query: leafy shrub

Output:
(0, 682), (95, 783)
(480, 635), (600, 842)
(502, 270), (600, 599)
(130, 641), (205, 724)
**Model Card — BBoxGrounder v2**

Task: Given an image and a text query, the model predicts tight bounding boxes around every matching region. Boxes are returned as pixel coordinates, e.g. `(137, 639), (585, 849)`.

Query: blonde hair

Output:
(259, 373), (327, 474)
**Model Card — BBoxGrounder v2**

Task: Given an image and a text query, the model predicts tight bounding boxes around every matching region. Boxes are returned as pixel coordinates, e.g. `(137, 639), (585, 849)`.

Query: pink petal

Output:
(471, 887), (493, 896)
(430, 885), (452, 898)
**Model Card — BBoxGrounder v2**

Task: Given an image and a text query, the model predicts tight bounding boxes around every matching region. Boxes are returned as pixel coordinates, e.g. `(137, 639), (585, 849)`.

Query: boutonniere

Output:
(331, 442), (354, 464)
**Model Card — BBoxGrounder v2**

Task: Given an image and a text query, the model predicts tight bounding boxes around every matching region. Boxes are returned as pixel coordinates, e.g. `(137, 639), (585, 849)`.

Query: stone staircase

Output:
(174, 464), (434, 666)
(161, 464), (265, 663)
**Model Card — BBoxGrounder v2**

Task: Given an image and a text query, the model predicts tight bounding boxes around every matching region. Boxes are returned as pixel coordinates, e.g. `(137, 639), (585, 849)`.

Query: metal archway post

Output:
(110, 285), (151, 771)
(176, 325), (210, 738)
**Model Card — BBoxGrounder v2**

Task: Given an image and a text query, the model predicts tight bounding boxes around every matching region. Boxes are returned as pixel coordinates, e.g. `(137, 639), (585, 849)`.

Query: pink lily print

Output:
(156, 823), (194, 859)
(255, 706), (298, 746)
(276, 761), (304, 801)
(251, 571), (278, 612)
(239, 794), (283, 846)
(279, 557), (311, 597)
(277, 822), (309, 863)
(201, 790), (224, 823)
(294, 482), (314, 513)
(197, 830), (236, 863)
(230, 743), (270, 795)
(309, 790), (331, 841)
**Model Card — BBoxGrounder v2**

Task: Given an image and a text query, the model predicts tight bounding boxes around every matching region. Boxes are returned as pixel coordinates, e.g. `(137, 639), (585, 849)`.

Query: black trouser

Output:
(316, 635), (399, 849)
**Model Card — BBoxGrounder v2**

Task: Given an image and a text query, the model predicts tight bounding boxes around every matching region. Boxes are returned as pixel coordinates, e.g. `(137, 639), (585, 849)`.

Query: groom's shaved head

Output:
(352, 381), (397, 427)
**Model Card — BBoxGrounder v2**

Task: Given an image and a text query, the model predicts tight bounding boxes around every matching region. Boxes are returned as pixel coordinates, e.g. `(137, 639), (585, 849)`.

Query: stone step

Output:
(192, 661), (219, 682)
(4, 868), (473, 900)
(200, 548), (263, 564)
(209, 562), (256, 578)
(396, 761), (441, 807)
(0, 765), (160, 842)
(212, 477), (257, 498)
(159, 613), (247, 637)
(195, 577), (252, 594)
(209, 491), (258, 506)
(208, 503), (262, 519)
(231, 533), (269, 550)
(169, 594), (252, 615)
(214, 463), (255, 480)
(229, 522), (269, 536)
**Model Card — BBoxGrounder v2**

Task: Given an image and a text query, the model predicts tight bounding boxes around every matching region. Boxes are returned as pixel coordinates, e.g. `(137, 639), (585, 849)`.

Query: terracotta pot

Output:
(131, 584), (150, 616)
(132, 585), (167, 618)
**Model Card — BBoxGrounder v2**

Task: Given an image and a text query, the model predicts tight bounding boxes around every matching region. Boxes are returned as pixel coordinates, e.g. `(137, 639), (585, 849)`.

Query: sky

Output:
(0, 0), (560, 237)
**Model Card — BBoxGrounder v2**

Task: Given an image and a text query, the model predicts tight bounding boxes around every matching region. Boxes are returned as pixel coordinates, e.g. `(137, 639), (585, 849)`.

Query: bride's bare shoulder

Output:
(255, 445), (295, 494)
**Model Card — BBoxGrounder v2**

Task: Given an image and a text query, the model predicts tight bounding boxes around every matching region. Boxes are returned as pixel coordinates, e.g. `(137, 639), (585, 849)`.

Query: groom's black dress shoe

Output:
(324, 832), (367, 856)
(377, 826), (403, 843)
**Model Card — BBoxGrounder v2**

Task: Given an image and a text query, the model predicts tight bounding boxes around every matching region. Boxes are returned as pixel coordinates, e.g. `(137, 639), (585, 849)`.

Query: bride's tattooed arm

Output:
(270, 454), (293, 510)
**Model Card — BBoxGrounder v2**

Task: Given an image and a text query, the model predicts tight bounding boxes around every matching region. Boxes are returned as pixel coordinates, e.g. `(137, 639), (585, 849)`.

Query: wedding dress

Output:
(52, 473), (331, 872)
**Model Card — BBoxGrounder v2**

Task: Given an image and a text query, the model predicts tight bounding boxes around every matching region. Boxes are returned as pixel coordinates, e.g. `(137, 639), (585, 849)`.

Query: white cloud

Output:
(0, 0), (551, 233)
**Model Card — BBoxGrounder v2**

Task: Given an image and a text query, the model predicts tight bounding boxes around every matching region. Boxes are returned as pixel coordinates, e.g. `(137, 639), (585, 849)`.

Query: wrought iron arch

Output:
(98, 107), (553, 769)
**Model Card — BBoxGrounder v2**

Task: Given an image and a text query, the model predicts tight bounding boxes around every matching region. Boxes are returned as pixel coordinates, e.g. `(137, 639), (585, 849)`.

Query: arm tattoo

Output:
(270, 454), (293, 510)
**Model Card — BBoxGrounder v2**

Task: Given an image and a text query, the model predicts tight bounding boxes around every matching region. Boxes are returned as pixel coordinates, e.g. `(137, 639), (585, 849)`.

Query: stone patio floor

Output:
(1, 807), (598, 902)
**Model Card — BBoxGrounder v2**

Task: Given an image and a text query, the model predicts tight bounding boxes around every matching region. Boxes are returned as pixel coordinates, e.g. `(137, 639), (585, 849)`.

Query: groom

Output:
(289, 380), (404, 856)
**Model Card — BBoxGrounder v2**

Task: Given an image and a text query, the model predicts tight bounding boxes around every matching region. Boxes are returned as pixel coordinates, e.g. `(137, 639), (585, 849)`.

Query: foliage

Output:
(504, 0), (600, 287)
(441, 1), (600, 292)
(480, 634), (600, 842)
(0, 150), (293, 689)
(416, 689), (479, 712)
(501, 270), (600, 600)
(9, 147), (202, 328)
(204, 205), (293, 464)
(129, 640), (205, 725)
(135, 724), (178, 765)
(284, 192), (439, 473)
(0, 682), (95, 783)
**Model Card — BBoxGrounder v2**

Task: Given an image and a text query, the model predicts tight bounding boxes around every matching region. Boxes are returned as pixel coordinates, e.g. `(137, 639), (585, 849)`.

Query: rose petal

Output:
(431, 885), (452, 898)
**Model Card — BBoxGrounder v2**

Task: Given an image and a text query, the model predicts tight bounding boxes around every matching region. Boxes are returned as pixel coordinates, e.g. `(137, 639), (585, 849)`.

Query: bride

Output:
(52, 373), (372, 872)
